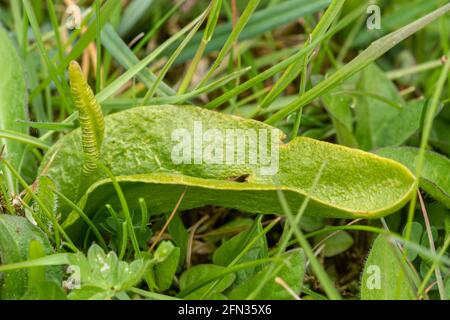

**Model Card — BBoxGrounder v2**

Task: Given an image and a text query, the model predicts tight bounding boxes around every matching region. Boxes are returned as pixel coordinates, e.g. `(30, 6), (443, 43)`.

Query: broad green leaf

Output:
(178, 264), (236, 299)
(361, 235), (416, 300)
(154, 242), (180, 291)
(376, 147), (450, 207)
(401, 222), (423, 261)
(374, 99), (426, 148)
(418, 226), (438, 265)
(320, 74), (358, 148)
(228, 249), (305, 300)
(315, 231), (354, 257)
(167, 212), (189, 263)
(0, 24), (28, 193)
(299, 216), (325, 232)
(430, 115), (449, 156)
(0, 215), (60, 299)
(420, 202), (447, 231)
(39, 105), (415, 230)
(419, 261), (437, 288)
(354, 63), (405, 150)
(213, 219), (268, 286)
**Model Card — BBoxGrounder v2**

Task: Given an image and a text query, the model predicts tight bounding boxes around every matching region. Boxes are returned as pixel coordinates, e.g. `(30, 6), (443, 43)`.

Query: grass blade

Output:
(96, 10), (207, 103)
(0, 130), (51, 149)
(178, 0), (222, 94)
(196, 0), (261, 87)
(142, 6), (209, 103)
(265, 3), (450, 124)
(205, 6), (361, 110)
(22, 0), (72, 111)
(260, 0), (346, 111)
(101, 24), (175, 96)
(172, 0), (331, 64)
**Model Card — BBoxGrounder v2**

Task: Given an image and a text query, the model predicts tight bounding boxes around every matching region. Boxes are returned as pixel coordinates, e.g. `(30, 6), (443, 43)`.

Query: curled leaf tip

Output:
(68, 60), (104, 176)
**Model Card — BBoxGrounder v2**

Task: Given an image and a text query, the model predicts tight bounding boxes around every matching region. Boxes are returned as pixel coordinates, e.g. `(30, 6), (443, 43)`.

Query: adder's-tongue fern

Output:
(68, 61), (104, 176)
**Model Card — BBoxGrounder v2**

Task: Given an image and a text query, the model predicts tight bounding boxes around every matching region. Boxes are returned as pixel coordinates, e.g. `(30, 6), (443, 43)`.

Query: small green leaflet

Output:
(361, 235), (417, 300)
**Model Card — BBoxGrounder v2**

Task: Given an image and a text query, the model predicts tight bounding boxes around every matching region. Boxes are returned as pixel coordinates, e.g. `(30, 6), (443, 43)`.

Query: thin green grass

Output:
(97, 162), (142, 259)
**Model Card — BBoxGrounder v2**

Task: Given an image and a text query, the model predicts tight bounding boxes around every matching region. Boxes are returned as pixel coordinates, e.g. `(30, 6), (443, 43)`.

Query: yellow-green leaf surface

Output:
(40, 105), (415, 227)
(0, 25), (28, 193)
